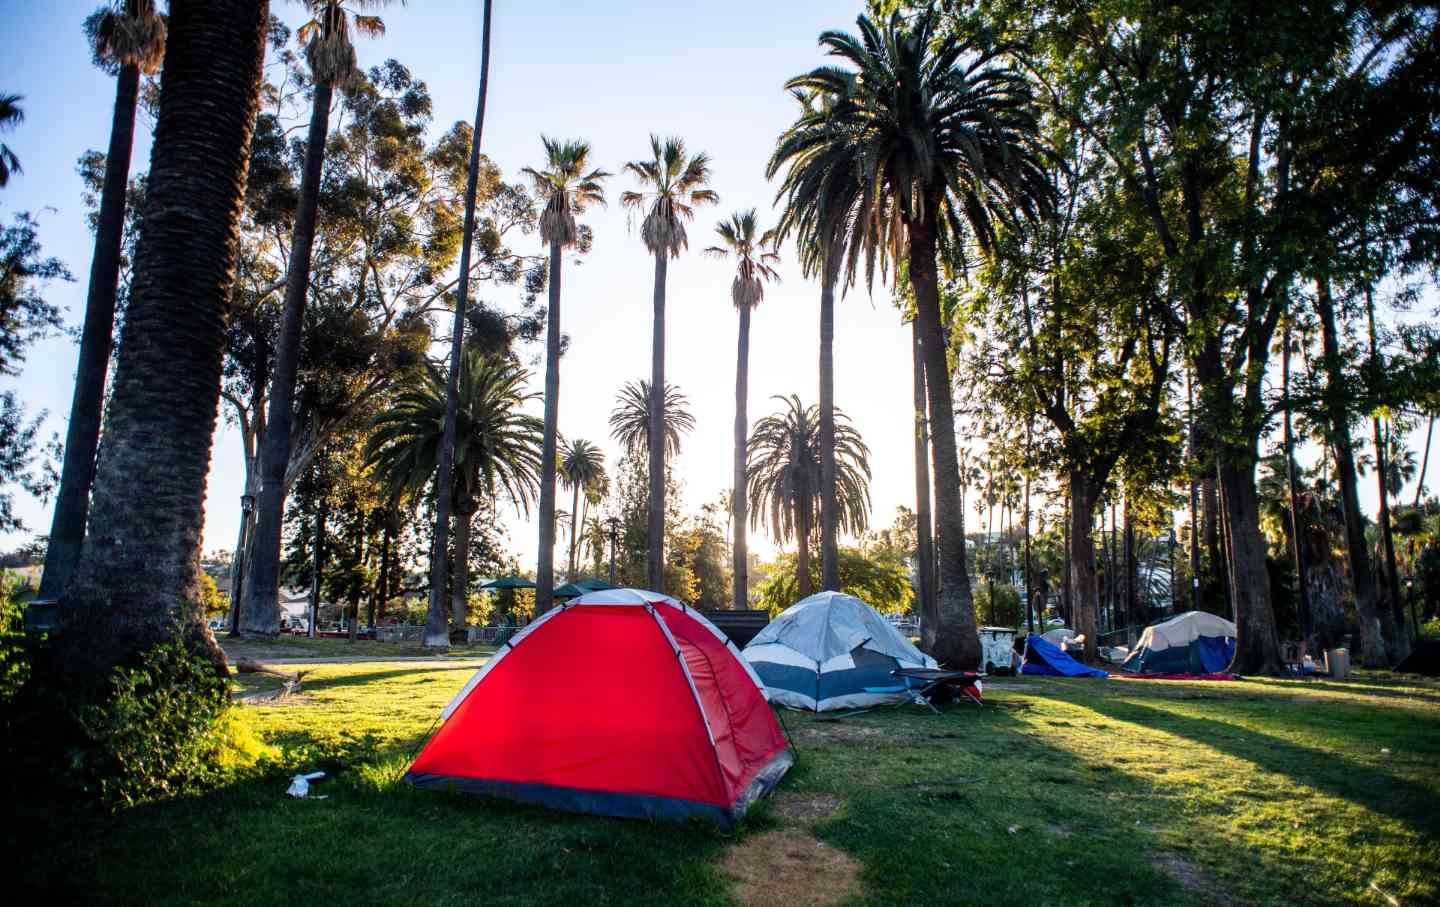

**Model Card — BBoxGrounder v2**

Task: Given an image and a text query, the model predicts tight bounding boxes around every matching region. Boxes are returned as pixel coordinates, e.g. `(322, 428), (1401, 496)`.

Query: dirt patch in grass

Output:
(797, 723), (887, 745)
(1150, 852), (1229, 904)
(722, 830), (862, 907)
(770, 793), (841, 822)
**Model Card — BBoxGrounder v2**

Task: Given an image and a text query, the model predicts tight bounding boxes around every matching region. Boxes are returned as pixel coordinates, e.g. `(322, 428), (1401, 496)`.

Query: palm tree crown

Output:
(608, 379), (696, 458)
(365, 351), (543, 514)
(704, 209), (781, 309)
(747, 394), (871, 546)
(560, 438), (606, 495)
(91, 0), (167, 74)
(0, 94), (22, 187)
(770, 9), (1052, 284)
(620, 135), (720, 257)
(298, 1), (396, 87)
(522, 137), (611, 248)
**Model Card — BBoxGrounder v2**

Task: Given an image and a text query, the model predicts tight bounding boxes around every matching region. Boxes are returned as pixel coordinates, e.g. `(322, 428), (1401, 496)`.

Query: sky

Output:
(0, 0), (1433, 570)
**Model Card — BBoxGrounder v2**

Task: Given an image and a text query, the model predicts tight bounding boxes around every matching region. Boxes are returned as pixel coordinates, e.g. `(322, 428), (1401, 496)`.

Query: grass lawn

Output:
(15, 662), (1440, 906)
(220, 634), (495, 663)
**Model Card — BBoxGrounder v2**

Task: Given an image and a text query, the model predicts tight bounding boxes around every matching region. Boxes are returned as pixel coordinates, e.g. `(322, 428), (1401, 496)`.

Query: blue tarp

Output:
(1021, 633), (1108, 678)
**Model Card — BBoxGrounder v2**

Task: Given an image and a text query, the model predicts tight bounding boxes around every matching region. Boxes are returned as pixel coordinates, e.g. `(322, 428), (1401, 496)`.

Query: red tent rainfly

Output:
(406, 588), (794, 825)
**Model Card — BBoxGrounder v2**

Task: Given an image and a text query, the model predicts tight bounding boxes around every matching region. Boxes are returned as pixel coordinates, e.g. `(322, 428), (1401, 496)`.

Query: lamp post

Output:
(228, 491), (256, 636)
(606, 516), (620, 586)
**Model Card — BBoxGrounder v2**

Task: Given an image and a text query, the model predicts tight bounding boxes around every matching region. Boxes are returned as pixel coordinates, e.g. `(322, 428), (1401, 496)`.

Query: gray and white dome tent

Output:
(742, 590), (937, 711)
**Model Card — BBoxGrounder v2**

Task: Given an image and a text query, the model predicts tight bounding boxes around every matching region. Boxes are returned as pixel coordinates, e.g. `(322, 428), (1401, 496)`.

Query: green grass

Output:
(14, 664), (1440, 906)
(220, 634), (494, 662)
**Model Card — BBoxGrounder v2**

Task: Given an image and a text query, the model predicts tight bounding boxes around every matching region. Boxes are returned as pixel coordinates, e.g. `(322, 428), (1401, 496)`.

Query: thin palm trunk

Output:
(56, 0), (268, 680)
(648, 253), (668, 592)
(796, 503), (813, 599)
(370, 513), (392, 626)
(1415, 413), (1434, 508)
(1366, 278), (1408, 659)
(452, 503), (472, 630)
(733, 303), (751, 609)
(1023, 416), (1032, 632)
(819, 251), (840, 591)
(426, 0), (492, 645)
(39, 57), (142, 601)
(912, 320), (937, 650)
(244, 76), (334, 638)
(535, 238), (562, 614)
(1316, 278), (1389, 665)
(568, 480), (581, 579)
(1282, 317), (1312, 638)
(907, 211), (979, 668)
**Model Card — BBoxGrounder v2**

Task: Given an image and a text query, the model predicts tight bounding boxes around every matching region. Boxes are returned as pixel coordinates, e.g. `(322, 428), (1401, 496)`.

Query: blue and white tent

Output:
(1121, 611), (1236, 674)
(742, 591), (937, 711)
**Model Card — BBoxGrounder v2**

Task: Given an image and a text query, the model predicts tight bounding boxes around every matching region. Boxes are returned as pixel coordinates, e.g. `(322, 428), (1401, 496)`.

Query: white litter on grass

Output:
(287, 771), (326, 798)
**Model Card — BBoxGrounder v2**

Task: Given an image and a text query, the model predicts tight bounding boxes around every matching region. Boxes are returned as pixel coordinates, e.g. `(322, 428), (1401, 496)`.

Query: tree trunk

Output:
(648, 252), (668, 592)
(452, 503), (472, 631)
(1415, 413), (1434, 508)
(913, 320), (937, 650)
(1187, 370), (1202, 613)
(309, 505), (326, 639)
(1061, 490), (1072, 626)
(243, 75), (334, 639)
(1123, 500), (1137, 633)
(372, 512), (392, 625)
(906, 212), (979, 668)
(733, 302), (751, 609)
(1367, 280), (1408, 660)
(819, 249), (840, 591)
(56, 0), (268, 680)
(1023, 416), (1033, 633)
(39, 61), (142, 601)
(536, 238), (563, 615)
(1315, 278), (1389, 666)
(1217, 456), (1284, 674)
(796, 506), (813, 600)
(1068, 470), (1101, 662)
(426, 2), (492, 643)
(1282, 317), (1312, 639)
(568, 479), (581, 580)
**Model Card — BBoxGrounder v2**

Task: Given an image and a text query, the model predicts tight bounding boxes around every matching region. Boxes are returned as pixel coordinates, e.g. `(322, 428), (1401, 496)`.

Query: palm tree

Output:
(427, 0), (494, 649)
(523, 137), (610, 614)
(366, 351), (542, 629)
(747, 395), (871, 599)
(704, 210), (780, 608)
(770, 10), (1051, 666)
(40, 1), (167, 601)
(244, 0), (391, 638)
(608, 379), (696, 458)
(0, 94), (24, 187)
(56, 0), (270, 681)
(621, 136), (719, 592)
(560, 438), (606, 579)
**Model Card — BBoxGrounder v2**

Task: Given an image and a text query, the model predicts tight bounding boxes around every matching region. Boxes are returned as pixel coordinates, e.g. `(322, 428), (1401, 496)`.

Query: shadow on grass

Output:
(299, 664), (479, 693)
(1081, 696), (1440, 834)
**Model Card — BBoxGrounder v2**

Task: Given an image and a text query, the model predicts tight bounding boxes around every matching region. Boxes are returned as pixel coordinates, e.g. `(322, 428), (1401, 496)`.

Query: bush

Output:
(1421, 617), (1440, 641)
(71, 637), (232, 808)
(0, 573), (31, 705)
(975, 582), (1023, 628)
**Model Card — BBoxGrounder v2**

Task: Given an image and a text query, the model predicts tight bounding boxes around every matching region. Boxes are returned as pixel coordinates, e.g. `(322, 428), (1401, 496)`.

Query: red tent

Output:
(406, 588), (794, 825)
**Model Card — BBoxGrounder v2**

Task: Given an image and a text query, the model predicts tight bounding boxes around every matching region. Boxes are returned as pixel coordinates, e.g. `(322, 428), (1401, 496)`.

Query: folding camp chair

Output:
(890, 667), (984, 713)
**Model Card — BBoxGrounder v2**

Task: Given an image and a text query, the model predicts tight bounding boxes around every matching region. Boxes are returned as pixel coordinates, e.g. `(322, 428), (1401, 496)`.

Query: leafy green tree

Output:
(747, 395), (871, 600)
(757, 547), (911, 617)
(621, 135), (718, 592)
(247, 0), (393, 640)
(523, 136), (609, 614)
(704, 210), (780, 609)
(57, 0), (270, 680)
(366, 351), (542, 628)
(41, 0), (168, 599)
(771, 9), (1050, 667)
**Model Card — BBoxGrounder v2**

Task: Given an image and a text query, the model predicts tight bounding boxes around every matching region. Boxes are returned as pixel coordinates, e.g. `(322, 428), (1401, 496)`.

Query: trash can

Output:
(1326, 648), (1349, 679)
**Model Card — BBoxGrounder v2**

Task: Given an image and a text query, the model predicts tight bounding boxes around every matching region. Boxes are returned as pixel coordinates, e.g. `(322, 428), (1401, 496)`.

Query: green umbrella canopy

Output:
(480, 575), (536, 590)
(553, 577), (618, 598)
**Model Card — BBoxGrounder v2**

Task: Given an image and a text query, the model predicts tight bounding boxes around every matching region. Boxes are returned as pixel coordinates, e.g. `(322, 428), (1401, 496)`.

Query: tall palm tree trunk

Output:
(38, 57), (142, 601)
(568, 480), (581, 579)
(732, 303), (751, 609)
(426, 0), (492, 644)
(1282, 316), (1312, 639)
(452, 503), (473, 631)
(1415, 413), (1434, 508)
(535, 239), (563, 615)
(243, 77), (333, 639)
(1366, 280), (1408, 659)
(1316, 278), (1389, 665)
(819, 251), (840, 591)
(795, 504), (814, 599)
(912, 320), (937, 650)
(57, 0), (269, 680)
(647, 253), (668, 592)
(906, 212), (979, 668)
